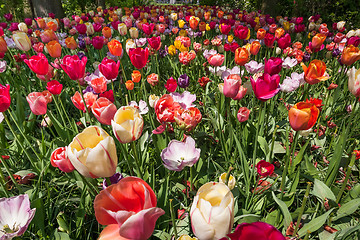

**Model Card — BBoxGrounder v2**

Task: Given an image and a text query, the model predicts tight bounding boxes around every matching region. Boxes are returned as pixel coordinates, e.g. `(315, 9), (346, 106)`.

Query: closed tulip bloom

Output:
(132, 70), (141, 83)
(94, 177), (165, 240)
(75, 24), (87, 34)
(161, 136), (200, 171)
(0, 84), (11, 112)
(189, 16), (199, 30)
(237, 106), (250, 122)
(91, 36), (104, 50)
(302, 60), (329, 84)
(347, 67), (360, 97)
(65, 37), (77, 50)
(257, 28), (266, 40)
(61, 55), (87, 80)
(125, 80), (134, 90)
(107, 39), (123, 56)
(24, 53), (49, 75)
(235, 47), (249, 66)
(264, 33), (275, 48)
(67, 126), (118, 178)
(341, 45), (360, 66)
(46, 80), (63, 95)
(277, 33), (291, 49)
(311, 33), (326, 49)
(227, 222), (286, 240)
(12, 31), (31, 51)
(288, 102), (319, 131)
(147, 36), (161, 51)
(118, 23), (127, 36)
(92, 97), (117, 125)
(112, 106), (144, 143)
(85, 22), (94, 35)
(208, 54), (225, 67)
(264, 57), (283, 75)
(129, 27), (139, 39)
(235, 25), (249, 40)
(223, 74), (241, 99)
(26, 92), (48, 115)
(18, 22), (28, 32)
(147, 73), (159, 86)
(250, 41), (260, 55)
(190, 182), (234, 240)
(50, 147), (75, 173)
(142, 22), (155, 35)
(40, 29), (57, 43)
(220, 23), (231, 35)
(129, 47), (149, 69)
(46, 40), (61, 58)
(102, 27), (112, 39)
(0, 37), (7, 53)
(250, 73), (280, 101)
(99, 57), (120, 80)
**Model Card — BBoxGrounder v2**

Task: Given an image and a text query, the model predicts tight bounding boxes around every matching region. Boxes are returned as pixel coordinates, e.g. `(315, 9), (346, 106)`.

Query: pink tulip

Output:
(223, 74), (241, 98)
(92, 97), (117, 125)
(232, 86), (247, 100)
(237, 107), (250, 122)
(60, 55), (87, 80)
(98, 57), (120, 80)
(24, 53), (49, 75)
(250, 73), (280, 101)
(208, 54), (225, 66)
(26, 92), (48, 115)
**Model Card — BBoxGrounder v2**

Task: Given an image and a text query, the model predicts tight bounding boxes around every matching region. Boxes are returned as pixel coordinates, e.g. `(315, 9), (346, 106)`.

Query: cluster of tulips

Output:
(0, 3), (360, 240)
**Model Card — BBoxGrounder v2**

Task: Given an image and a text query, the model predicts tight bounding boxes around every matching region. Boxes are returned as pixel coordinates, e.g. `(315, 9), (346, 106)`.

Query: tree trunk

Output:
(261, 0), (279, 17)
(97, 0), (105, 9)
(31, 0), (65, 19)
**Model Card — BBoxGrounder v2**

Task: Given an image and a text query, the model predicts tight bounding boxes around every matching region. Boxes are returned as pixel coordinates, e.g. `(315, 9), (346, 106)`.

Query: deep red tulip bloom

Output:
(24, 53), (49, 75)
(264, 33), (275, 48)
(250, 73), (280, 102)
(164, 77), (177, 92)
(46, 80), (63, 95)
(99, 90), (114, 103)
(264, 57), (283, 75)
(220, 23), (231, 35)
(129, 47), (149, 69)
(0, 84), (11, 112)
(98, 57), (120, 80)
(226, 222), (285, 240)
(142, 23), (155, 35)
(147, 36), (161, 51)
(60, 55), (87, 80)
(234, 25), (249, 40)
(256, 160), (275, 177)
(91, 36), (104, 50)
(75, 24), (87, 34)
(277, 33), (291, 49)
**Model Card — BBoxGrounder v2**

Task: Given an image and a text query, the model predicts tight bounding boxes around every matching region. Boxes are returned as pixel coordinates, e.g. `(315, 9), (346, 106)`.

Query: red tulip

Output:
(220, 23), (231, 35)
(0, 84), (10, 112)
(71, 91), (97, 112)
(226, 222), (286, 240)
(264, 33), (275, 48)
(46, 80), (63, 95)
(99, 57), (120, 80)
(164, 77), (177, 92)
(24, 53), (49, 75)
(147, 36), (161, 51)
(142, 23), (155, 35)
(50, 147), (75, 173)
(264, 57), (283, 75)
(234, 25), (249, 40)
(256, 160), (274, 177)
(129, 47), (149, 69)
(99, 90), (114, 103)
(250, 73), (280, 101)
(155, 94), (181, 123)
(237, 107), (250, 122)
(61, 55), (87, 80)
(277, 33), (291, 49)
(94, 177), (165, 240)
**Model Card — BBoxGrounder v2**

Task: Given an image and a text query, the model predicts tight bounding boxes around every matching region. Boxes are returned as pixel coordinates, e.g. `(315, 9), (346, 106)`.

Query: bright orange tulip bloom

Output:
(250, 41), (261, 55)
(36, 18), (46, 29)
(288, 102), (319, 131)
(125, 80), (134, 90)
(302, 60), (329, 84)
(204, 12), (211, 21)
(217, 10), (224, 18)
(107, 39), (123, 56)
(275, 28), (285, 39)
(65, 37), (77, 50)
(341, 45), (360, 66)
(0, 37), (7, 53)
(102, 27), (112, 39)
(132, 70), (141, 83)
(311, 33), (326, 49)
(235, 47), (249, 66)
(189, 16), (199, 30)
(46, 40), (62, 58)
(257, 28), (266, 40)
(47, 21), (58, 31)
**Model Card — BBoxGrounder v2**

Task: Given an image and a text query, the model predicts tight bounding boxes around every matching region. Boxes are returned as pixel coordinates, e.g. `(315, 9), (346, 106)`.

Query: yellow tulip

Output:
(178, 19), (185, 29)
(168, 45), (177, 56)
(219, 173), (236, 190)
(12, 31), (31, 51)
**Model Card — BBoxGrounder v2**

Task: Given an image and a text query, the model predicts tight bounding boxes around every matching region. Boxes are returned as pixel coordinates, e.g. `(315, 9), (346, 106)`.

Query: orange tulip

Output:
(0, 37), (7, 53)
(288, 102), (319, 131)
(102, 27), (112, 39)
(302, 60), (329, 84)
(275, 28), (285, 39)
(199, 22), (206, 32)
(235, 47), (249, 66)
(107, 39), (123, 56)
(47, 21), (58, 31)
(65, 37), (77, 50)
(189, 16), (199, 30)
(341, 45), (360, 66)
(125, 80), (134, 90)
(46, 40), (62, 58)
(250, 41), (261, 55)
(257, 28), (266, 40)
(311, 33), (326, 49)
(217, 10), (224, 18)
(204, 12), (211, 21)
(36, 18), (46, 29)
(132, 70), (141, 83)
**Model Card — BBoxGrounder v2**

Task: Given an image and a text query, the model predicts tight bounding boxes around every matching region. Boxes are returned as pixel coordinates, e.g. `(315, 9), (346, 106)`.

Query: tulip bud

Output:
(219, 172), (236, 190)
(51, 147), (75, 172)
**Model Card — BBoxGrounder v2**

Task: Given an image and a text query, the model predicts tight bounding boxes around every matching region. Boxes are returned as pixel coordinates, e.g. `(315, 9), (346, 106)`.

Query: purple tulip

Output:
(102, 172), (124, 189)
(178, 74), (190, 88)
(0, 194), (36, 239)
(245, 60), (264, 74)
(161, 136), (200, 171)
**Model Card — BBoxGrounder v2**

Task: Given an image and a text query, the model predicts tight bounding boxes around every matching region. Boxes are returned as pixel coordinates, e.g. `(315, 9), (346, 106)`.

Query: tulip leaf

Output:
(333, 198), (360, 221)
(298, 209), (334, 237)
(290, 137), (310, 173)
(335, 225), (360, 239)
(319, 229), (336, 240)
(153, 230), (172, 240)
(311, 179), (336, 202)
(258, 136), (269, 156)
(272, 192), (292, 229)
(31, 198), (45, 235)
(54, 230), (71, 240)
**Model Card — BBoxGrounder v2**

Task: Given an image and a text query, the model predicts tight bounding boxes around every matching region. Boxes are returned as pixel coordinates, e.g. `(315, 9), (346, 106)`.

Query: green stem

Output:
(1, 156), (23, 193)
(279, 125), (291, 196)
(77, 81), (92, 126)
(269, 125), (279, 163)
(131, 141), (143, 178)
(169, 199), (178, 239)
(293, 182), (312, 237)
(336, 152), (356, 203)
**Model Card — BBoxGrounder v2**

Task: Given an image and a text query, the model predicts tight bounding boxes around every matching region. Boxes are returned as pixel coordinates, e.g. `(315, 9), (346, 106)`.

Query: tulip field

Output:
(1, 4), (360, 240)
